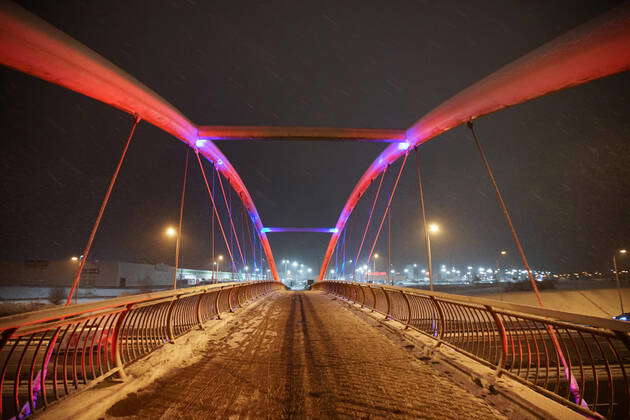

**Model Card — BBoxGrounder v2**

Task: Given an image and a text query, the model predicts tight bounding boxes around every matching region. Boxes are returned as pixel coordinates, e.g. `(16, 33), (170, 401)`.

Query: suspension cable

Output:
(194, 151), (237, 273)
(466, 121), (544, 306)
(414, 148), (434, 290)
(366, 153), (409, 274)
(355, 169), (387, 267)
(66, 115), (141, 305)
(211, 165), (216, 281)
(467, 121), (585, 406)
(341, 228), (347, 279)
(388, 205), (391, 285)
(216, 168), (246, 268)
(172, 148), (189, 290)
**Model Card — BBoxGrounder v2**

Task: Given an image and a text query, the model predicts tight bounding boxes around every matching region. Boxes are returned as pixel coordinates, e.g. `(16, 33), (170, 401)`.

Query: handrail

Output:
(365, 283), (630, 333)
(0, 282), (241, 333)
(317, 281), (630, 419)
(0, 281), (282, 419)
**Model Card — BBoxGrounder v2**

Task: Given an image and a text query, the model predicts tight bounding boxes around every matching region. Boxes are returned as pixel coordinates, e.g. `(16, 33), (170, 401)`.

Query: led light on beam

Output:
(195, 139), (208, 148)
(398, 142), (410, 150)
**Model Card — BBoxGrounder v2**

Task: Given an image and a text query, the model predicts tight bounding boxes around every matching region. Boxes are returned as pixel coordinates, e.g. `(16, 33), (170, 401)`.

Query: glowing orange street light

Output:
(613, 249), (627, 314)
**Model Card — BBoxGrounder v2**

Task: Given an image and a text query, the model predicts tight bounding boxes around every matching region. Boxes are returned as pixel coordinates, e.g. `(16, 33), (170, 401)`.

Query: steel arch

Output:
(0, 1), (281, 280)
(318, 2), (630, 281)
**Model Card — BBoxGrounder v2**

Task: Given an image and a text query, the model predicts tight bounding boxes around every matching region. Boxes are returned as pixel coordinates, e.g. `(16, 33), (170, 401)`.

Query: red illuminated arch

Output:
(318, 3), (630, 281)
(0, 2), (284, 280)
(1, 1), (629, 284)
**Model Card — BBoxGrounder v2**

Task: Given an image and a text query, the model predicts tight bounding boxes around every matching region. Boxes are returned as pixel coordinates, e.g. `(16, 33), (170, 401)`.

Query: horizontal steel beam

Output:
(197, 126), (406, 142)
(261, 227), (337, 233)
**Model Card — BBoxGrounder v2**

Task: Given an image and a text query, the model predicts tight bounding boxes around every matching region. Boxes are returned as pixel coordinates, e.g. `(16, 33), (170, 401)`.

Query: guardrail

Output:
(315, 281), (630, 419)
(0, 281), (282, 419)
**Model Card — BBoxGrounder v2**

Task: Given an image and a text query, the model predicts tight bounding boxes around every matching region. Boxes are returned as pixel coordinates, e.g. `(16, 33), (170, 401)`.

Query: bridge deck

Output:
(105, 291), (507, 419)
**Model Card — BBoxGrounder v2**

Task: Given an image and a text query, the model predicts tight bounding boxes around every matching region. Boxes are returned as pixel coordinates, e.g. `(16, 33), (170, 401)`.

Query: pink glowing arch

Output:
(318, 3), (630, 281)
(0, 2), (284, 280)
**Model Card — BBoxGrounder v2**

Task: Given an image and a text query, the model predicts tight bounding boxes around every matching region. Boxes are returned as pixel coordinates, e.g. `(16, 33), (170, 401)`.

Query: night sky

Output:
(1, 1), (628, 274)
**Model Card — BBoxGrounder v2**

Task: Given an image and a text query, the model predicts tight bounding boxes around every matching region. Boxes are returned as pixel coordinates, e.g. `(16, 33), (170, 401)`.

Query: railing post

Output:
(359, 285), (366, 308)
(369, 286), (377, 312)
(485, 304), (508, 376)
(401, 290), (412, 328)
(195, 291), (206, 330)
(166, 297), (178, 343)
(111, 304), (132, 379)
(214, 287), (223, 319)
(382, 287), (391, 319)
(429, 296), (446, 344)
(227, 287), (236, 312)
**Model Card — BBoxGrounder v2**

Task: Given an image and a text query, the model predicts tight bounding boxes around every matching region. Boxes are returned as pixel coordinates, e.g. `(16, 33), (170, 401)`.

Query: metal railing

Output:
(315, 281), (630, 419)
(0, 281), (282, 419)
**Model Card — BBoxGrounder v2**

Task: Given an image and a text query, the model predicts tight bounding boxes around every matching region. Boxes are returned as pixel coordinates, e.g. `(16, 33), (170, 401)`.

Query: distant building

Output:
(0, 259), (235, 289)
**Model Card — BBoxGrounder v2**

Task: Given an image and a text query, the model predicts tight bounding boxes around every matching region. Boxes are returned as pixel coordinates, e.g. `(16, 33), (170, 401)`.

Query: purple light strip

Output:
(261, 227), (338, 233)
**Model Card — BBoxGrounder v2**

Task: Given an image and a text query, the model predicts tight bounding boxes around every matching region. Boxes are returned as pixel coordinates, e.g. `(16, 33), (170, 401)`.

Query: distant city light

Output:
(165, 226), (177, 238)
(71, 256), (78, 262)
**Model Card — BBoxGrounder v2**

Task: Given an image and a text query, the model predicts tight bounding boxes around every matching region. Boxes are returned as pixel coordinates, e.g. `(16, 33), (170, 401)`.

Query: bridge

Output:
(0, 1), (629, 419)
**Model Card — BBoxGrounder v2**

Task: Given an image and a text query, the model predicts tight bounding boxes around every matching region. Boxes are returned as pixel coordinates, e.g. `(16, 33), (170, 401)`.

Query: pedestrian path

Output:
(105, 291), (507, 419)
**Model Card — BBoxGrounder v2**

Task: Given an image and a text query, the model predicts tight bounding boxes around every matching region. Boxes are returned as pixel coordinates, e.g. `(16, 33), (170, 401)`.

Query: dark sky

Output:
(1, 0), (628, 274)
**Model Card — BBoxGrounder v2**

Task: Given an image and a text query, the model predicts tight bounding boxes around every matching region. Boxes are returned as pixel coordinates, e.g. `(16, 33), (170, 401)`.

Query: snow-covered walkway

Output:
(104, 291), (507, 419)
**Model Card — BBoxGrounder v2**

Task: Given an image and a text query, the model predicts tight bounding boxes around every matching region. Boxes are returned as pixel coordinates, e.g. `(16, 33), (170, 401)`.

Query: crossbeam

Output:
(261, 227), (338, 233)
(197, 126), (405, 142)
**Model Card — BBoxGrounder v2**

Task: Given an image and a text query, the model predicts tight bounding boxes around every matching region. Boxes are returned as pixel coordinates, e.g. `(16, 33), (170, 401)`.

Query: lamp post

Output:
(164, 226), (179, 287)
(613, 249), (627, 314)
(372, 253), (379, 283)
(216, 255), (223, 283)
(496, 250), (507, 282)
(426, 223), (440, 291)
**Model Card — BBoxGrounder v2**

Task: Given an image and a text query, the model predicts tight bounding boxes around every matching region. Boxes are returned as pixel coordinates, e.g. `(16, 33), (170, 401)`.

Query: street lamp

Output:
(215, 255), (224, 282)
(165, 226), (177, 238)
(496, 250), (508, 282)
(425, 222), (440, 291)
(372, 253), (379, 283)
(613, 249), (627, 314)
